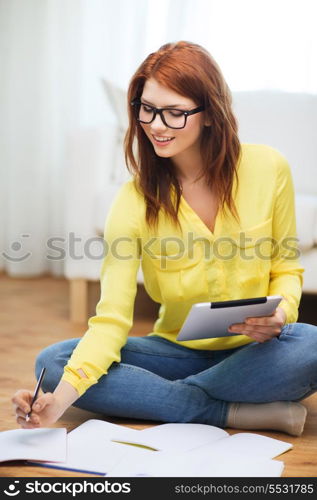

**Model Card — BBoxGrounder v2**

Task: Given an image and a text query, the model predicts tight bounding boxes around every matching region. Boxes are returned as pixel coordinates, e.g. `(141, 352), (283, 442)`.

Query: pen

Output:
(26, 367), (46, 422)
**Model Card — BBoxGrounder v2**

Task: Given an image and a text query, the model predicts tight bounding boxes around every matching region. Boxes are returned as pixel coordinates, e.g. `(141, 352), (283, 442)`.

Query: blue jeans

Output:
(36, 323), (317, 428)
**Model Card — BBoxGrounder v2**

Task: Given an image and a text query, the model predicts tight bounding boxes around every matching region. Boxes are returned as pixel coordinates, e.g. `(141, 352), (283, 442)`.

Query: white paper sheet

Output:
(0, 428), (66, 463)
(40, 419), (143, 475)
(107, 446), (285, 477)
(202, 432), (293, 459)
(113, 423), (227, 451)
(38, 419), (292, 476)
(111, 422), (292, 459)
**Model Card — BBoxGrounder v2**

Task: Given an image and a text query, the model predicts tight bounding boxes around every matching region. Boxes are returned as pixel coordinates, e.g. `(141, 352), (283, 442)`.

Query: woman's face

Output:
(139, 78), (205, 164)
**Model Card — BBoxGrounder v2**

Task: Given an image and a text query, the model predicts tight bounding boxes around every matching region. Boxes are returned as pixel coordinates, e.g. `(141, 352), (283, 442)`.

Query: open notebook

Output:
(0, 428), (66, 464)
(107, 446), (285, 477)
(38, 419), (292, 477)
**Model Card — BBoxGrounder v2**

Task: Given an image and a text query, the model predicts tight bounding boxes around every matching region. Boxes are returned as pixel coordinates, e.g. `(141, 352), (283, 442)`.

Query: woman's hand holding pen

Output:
(12, 379), (81, 428)
(12, 390), (65, 429)
(228, 306), (287, 343)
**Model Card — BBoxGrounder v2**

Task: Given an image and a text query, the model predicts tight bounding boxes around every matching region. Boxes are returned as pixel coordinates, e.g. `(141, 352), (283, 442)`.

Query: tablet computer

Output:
(176, 295), (283, 341)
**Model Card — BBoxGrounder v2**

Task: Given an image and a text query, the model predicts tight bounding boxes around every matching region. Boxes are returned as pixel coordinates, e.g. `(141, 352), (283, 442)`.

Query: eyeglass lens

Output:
(138, 103), (186, 129)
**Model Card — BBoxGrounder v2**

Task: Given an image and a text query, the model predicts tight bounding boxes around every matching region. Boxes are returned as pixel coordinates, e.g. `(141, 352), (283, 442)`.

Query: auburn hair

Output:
(124, 41), (241, 229)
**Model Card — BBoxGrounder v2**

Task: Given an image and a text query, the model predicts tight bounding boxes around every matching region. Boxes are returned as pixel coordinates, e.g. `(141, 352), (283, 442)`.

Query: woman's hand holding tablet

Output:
(228, 303), (286, 343)
(177, 295), (284, 342)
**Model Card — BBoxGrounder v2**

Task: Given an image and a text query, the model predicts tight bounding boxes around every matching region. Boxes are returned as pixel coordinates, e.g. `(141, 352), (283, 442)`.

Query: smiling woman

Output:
(125, 41), (240, 229)
(137, 78), (206, 160)
(12, 41), (317, 441)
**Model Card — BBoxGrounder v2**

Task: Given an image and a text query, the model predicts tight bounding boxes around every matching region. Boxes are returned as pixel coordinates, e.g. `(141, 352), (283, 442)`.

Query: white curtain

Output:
(1, 0), (316, 277)
(0, 0), (83, 276)
(0, 0), (149, 276)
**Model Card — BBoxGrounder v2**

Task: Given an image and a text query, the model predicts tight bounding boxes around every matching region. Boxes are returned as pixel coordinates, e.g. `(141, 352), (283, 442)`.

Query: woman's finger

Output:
(31, 392), (54, 414)
(245, 316), (275, 326)
(245, 310), (285, 328)
(243, 329), (281, 342)
(15, 408), (29, 419)
(27, 414), (40, 425)
(229, 324), (280, 335)
(11, 390), (32, 412)
(16, 415), (40, 429)
(15, 407), (40, 423)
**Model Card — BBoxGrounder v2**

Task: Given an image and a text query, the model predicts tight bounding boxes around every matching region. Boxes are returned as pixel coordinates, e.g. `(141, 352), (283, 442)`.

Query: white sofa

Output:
(65, 90), (317, 322)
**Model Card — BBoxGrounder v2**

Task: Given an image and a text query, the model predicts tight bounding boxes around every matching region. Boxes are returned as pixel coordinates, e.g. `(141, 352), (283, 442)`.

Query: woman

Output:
(13, 41), (317, 436)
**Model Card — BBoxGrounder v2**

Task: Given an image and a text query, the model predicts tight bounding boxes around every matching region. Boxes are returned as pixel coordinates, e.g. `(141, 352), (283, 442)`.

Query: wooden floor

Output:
(0, 274), (316, 477)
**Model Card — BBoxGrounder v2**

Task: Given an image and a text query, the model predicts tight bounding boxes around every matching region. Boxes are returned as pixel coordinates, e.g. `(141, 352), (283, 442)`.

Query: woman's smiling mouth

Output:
(152, 135), (175, 146)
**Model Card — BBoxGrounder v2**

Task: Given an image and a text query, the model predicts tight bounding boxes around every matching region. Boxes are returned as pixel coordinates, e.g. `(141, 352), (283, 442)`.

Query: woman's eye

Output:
(167, 109), (184, 117)
(141, 104), (153, 114)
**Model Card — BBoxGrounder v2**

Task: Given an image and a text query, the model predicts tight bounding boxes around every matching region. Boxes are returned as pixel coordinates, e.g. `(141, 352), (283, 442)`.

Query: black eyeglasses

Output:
(131, 99), (205, 129)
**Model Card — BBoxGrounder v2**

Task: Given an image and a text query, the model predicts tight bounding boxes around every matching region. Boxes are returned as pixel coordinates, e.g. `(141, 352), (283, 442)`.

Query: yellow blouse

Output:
(63, 144), (304, 395)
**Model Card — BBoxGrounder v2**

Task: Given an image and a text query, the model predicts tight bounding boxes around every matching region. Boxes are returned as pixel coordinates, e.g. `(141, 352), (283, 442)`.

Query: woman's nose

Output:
(150, 113), (168, 132)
